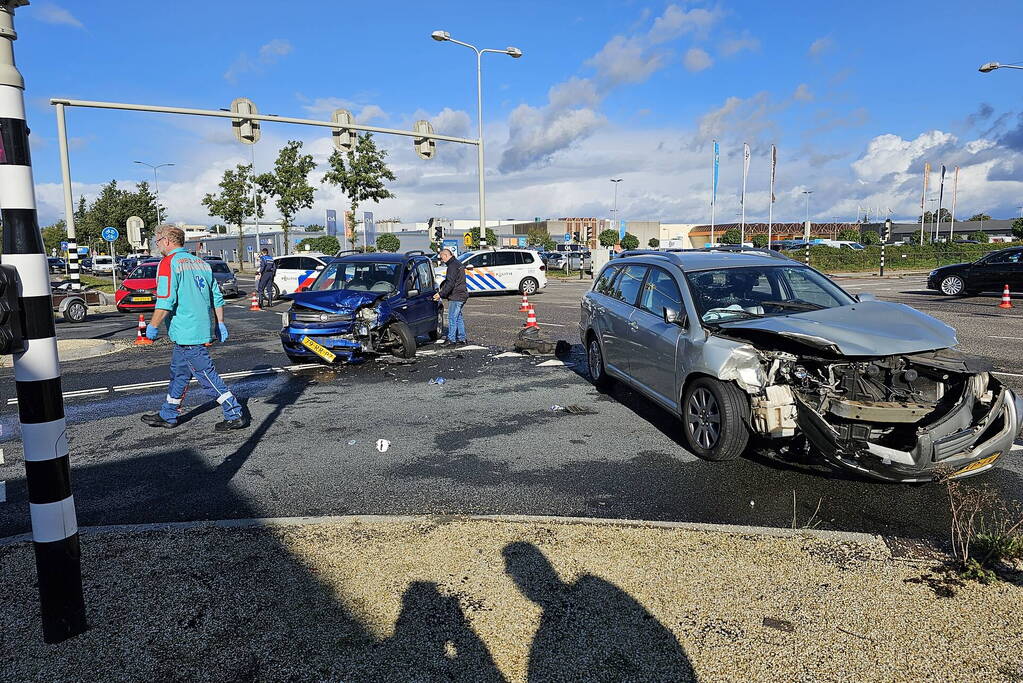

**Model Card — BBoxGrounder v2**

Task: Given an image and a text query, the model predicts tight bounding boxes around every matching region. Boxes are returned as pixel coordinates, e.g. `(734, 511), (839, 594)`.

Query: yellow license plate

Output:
(300, 336), (336, 363)
(133, 296), (154, 302)
(951, 452), (1001, 479)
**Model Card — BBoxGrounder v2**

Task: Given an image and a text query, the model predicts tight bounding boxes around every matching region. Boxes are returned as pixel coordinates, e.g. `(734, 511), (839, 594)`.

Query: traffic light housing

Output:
(572, 231), (580, 242)
(414, 120), (436, 160)
(0, 264), (25, 356)
(332, 109), (357, 153)
(230, 97), (261, 145)
(429, 217), (444, 243)
(585, 226), (594, 243)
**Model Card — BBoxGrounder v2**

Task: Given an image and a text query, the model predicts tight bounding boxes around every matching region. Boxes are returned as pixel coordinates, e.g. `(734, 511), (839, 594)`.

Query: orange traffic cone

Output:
(999, 284), (1013, 309)
(249, 290), (260, 311)
(524, 304), (539, 329)
(134, 314), (153, 345)
(518, 293), (530, 312)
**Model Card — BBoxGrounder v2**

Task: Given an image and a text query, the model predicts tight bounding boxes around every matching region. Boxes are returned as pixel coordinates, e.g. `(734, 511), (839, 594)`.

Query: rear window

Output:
(129, 265), (157, 279)
(211, 262), (231, 273)
(494, 252), (518, 267)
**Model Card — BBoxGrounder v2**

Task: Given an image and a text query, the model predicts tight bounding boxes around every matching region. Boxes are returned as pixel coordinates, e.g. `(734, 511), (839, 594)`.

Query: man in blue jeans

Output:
(434, 248), (468, 347)
(256, 247), (276, 308)
(141, 225), (249, 431)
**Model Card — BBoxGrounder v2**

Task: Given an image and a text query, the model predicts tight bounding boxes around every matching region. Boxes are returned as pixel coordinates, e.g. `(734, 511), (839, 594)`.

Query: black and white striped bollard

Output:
(0, 1), (87, 643)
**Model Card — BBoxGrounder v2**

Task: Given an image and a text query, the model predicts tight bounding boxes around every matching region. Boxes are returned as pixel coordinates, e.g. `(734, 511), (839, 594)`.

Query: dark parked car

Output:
(79, 257), (93, 273)
(208, 259), (239, 298)
(927, 247), (1023, 296)
(279, 251), (441, 364)
(47, 257), (65, 273)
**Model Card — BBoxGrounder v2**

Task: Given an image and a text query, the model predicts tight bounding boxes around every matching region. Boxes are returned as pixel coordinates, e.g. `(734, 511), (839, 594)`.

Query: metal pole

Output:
(949, 166), (958, 242)
(475, 48), (486, 248)
(0, 1), (87, 643)
(54, 103), (81, 292)
(150, 167), (162, 224)
(881, 218), (890, 276)
(251, 143), (259, 270)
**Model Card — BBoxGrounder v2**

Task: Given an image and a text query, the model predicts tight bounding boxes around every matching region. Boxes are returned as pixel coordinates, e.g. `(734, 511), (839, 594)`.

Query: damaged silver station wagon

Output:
(580, 250), (1023, 482)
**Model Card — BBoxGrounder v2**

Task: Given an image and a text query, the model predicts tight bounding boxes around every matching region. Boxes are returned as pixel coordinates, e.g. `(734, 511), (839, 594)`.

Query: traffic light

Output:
(0, 264), (25, 356)
(230, 97), (260, 144)
(573, 231), (580, 242)
(586, 226), (594, 243)
(332, 109), (357, 153)
(414, 120), (436, 160)
(429, 218), (444, 243)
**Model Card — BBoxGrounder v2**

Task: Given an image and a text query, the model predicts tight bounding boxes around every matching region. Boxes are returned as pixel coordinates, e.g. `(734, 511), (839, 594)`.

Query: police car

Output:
(435, 248), (547, 295)
(272, 253), (330, 298)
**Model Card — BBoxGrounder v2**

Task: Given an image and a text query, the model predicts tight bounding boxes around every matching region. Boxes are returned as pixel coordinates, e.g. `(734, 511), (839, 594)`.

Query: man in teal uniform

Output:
(141, 225), (248, 430)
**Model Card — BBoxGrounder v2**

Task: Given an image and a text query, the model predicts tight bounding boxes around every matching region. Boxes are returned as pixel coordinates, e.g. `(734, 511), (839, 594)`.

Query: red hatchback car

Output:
(115, 260), (160, 312)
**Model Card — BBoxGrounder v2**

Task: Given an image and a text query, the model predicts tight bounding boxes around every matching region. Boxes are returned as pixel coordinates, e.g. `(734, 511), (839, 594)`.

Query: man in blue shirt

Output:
(141, 225), (248, 430)
(256, 248), (276, 308)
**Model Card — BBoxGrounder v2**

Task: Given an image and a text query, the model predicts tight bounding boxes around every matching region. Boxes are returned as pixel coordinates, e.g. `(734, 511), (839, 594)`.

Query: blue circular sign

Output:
(102, 227), (119, 242)
(563, 233), (572, 243)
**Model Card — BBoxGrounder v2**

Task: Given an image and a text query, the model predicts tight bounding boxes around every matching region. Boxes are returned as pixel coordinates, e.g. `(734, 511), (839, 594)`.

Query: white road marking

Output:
(993, 371), (1023, 378)
(0, 448), (4, 465)
(536, 359), (567, 367)
(988, 336), (1023, 341)
(538, 322), (566, 327)
(493, 351), (526, 358)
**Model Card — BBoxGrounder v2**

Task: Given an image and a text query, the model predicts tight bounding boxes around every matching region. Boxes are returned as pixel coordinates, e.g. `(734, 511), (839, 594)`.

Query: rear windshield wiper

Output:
(761, 299), (826, 311)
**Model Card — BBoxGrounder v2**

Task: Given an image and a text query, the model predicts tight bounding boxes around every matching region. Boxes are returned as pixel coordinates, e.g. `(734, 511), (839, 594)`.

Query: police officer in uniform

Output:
(257, 247), (276, 308)
(141, 225), (248, 430)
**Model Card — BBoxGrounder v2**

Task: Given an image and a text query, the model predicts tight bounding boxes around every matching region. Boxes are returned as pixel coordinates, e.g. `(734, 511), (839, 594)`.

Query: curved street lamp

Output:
(133, 160), (174, 224)
(979, 61), (1023, 73)
(432, 30), (522, 248)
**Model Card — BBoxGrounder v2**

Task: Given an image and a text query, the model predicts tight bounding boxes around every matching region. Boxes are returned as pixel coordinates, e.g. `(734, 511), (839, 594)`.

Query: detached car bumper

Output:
(796, 386), (1022, 482)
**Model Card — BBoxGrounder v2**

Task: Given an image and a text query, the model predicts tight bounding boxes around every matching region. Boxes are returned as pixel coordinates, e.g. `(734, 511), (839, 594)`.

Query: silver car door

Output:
(602, 264), (648, 376)
(629, 267), (685, 407)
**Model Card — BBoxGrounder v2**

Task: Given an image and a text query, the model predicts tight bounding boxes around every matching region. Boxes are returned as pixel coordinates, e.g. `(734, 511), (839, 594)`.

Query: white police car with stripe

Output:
(273, 253), (329, 297)
(435, 249), (547, 295)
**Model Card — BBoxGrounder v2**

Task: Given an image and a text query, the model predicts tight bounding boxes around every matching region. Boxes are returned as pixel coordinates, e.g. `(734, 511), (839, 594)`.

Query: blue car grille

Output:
(292, 311), (352, 323)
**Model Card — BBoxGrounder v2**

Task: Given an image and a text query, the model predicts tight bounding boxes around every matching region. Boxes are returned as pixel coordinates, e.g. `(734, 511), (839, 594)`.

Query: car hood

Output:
(718, 300), (957, 356)
(121, 278), (156, 289)
(932, 262), (971, 274)
(288, 289), (386, 314)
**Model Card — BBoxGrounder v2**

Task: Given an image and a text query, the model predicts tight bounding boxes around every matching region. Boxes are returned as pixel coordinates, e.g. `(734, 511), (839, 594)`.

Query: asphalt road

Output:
(1, 271), (1021, 545)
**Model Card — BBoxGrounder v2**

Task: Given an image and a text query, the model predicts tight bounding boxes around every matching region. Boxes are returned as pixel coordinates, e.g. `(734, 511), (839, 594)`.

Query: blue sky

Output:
(14, 1), (1023, 227)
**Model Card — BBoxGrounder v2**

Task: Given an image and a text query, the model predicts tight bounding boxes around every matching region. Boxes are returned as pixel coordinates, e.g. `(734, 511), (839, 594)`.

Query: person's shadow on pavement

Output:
(502, 541), (696, 682)
(369, 580), (506, 682)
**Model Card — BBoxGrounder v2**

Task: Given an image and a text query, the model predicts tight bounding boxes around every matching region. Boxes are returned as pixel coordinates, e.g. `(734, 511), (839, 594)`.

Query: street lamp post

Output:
(610, 178), (623, 240)
(133, 160), (173, 227)
(432, 31), (521, 249)
(802, 190), (813, 266)
(979, 62), (1023, 73)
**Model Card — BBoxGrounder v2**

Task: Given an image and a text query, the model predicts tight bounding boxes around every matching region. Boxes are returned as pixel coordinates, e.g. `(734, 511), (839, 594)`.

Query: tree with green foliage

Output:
(306, 224), (325, 232)
(526, 224), (550, 248)
(861, 230), (881, 245)
(620, 232), (639, 250)
(598, 228), (619, 247)
(376, 233), (401, 252)
(648, 237), (660, 248)
(466, 226), (499, 250)
(256, 141), (317, 255)
(72, 180), (163, 255)
(838, 228), (861, 241)
(967, 213), (991, 222)
(202, 164), (261, 272)
(920, 208), (953, 224)
(752, 234), (769, 248)
(969, 230), (989, 243)
(297, 235), (340, 254)
(41, 220), (67, 256)
(721, 228), (741, 244)
(322, 133), (396, 252)
(1013, 218), (1023, 241)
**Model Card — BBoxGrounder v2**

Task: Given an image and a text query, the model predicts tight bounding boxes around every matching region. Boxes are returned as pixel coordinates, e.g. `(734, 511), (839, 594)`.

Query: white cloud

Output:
(808, 36), (835, 58)
(683, 48), (713, 73)
(34, 3), (84, 29)
(499, 104), (605, 173)
(719, 34), (760, 57)
(647, 4), (721, 44)
(851, 130), (956, 181)
(793, 83), (813, 102)
(356, 105), (387, 123)
(224, 39), (294, 83)
(586, 36), (666, 86)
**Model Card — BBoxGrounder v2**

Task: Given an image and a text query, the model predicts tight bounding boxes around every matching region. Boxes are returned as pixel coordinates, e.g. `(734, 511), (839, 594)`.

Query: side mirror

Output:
(855, 293), (877, 302)
(465, 265), (475, 270)
(663, 307), (686, 327)
(407, 289), (420, 297)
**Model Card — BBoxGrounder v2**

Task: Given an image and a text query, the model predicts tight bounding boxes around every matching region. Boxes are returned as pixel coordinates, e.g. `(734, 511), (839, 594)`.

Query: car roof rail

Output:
(332, 249), (365, 258)
(615, 249), (671, 259)
(403, 250), (429, 257)
(687, 245), (792, 260)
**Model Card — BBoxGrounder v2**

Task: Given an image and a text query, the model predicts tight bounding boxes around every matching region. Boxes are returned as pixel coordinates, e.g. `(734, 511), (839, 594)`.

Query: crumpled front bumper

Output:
(795, 385), (1022, 483)
(279, 324), (365, 362)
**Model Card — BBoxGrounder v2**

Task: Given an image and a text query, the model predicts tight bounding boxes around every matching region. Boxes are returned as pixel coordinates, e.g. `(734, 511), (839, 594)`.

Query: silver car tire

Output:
(682, 377), (748, 462)
(940, 275), (965, 296)
(587, 334), (612, 390)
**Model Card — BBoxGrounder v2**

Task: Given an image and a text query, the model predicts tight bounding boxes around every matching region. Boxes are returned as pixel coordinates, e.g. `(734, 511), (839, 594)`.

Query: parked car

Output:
(273, 253), (330, 298)
(47, 257), (65, 273)
(115, 262), (159, 311)
(91, 255), (115, 275)
(581, 250), (1022, 482)
(279, 251), (441, 363)
(208, 259), (239, 298)
(79, 257), (93, 273)
(927, 247), (1023, 296)
(434, 248), (547, 295)
(769, 239), (807, 251)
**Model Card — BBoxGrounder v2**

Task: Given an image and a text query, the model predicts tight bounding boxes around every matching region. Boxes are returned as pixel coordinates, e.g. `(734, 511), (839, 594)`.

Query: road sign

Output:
(60, 241), (68, 251)
(463, 232), (472, 247)
(442, 239), (459, 255)
(246, 245), (253, 252)
(564, 233), (572, 243)
(101, 227), (119, 242)
(517, 236), (527, 247)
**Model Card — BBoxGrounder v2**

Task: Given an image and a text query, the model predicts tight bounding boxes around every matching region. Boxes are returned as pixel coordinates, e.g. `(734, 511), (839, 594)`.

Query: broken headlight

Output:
(357, 307), (380, 325)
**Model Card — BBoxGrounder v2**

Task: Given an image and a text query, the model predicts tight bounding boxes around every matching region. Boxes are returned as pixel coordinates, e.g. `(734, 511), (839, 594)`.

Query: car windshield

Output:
(210, 262), (231, 274)
(128, 265), (158, 279)
(310, 261), (402, 293)
(685, 265), (856, 323)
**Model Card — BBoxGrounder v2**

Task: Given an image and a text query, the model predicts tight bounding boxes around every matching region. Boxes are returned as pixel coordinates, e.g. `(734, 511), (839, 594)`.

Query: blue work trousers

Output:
(257, 273), (274, 306)
(159, 344), (243, 423)
(447, 300), (467, 342)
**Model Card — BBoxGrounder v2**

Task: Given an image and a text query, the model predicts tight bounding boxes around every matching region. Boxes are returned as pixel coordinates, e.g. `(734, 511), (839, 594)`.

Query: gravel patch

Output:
(2, 518), (1021, 682)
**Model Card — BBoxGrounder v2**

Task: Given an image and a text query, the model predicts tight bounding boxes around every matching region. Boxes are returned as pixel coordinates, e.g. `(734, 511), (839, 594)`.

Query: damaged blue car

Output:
(279, 252), (442, 363)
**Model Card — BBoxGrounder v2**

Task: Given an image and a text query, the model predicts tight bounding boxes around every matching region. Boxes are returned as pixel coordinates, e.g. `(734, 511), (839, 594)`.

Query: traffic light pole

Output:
(55, 102), (80, 291)
(0, 1), (88, 644)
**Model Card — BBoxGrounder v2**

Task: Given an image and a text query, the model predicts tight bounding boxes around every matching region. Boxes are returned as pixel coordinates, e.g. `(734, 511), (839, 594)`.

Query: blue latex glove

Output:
(217, 322), (229, 342)
(145, 324), (159, 341)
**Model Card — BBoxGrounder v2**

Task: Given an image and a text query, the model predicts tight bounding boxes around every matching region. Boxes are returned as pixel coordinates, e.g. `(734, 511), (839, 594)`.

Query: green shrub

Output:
(780, 241), (1023, 273)
(969, 230), (989, 243)
(375, 233), (401, 252)
(752, 234), (769, 248)
(838, 228), (861, 241)
(721, 228), (741, 244)
(648, 237), (660, 248)
(861, 230), (881, 245)
(620, 232), (639, 250)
